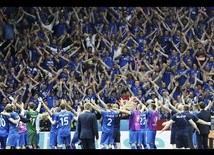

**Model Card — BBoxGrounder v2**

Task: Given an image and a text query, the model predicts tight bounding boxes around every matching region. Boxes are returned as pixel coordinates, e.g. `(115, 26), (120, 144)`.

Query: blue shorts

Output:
(129, 130), (139, 144)
(100, 131), (114, 146)
(147, 130), (156, 143)
(57, 134), (71, 146)
(0, 135), (7, 149)
(19, 131), (29, 146)
(49, 131), (58, 147)
(7, 132), (20, 147)
(138, 129), (147, 144)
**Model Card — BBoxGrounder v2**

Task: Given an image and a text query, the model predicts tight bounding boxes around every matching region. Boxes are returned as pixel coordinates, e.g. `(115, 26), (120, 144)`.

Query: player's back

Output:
(172, 112), (189, 133)
(50, 113), (58, 134)
(113, 111), (121, 129)
(26, 110), (39, 134)
(140, 111), (147, 130)
(129, 110), (141, 131)
(9, 112), (20, 133)
(0, 115), (9, 136)
(56, 110), (74, 136)
(101, 110), (116, 133)
(147, 110), (159, 131)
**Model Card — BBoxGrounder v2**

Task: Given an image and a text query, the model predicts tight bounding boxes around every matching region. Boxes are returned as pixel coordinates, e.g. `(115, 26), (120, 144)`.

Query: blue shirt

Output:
(8, 112), (19, 133)
(109, 22), (118, 35)
(101, 110), (117, 133)
(189, 68), (201, 84)
(3, 22), (15, 40)
(131, 85), (140, 97)
(140, 111), (147, 130)
(46, 95), (58, 109)
(29, 47), (40, 62)
(50, 113), (58, 134)
(84, 94), (96, 102)
(0, 115), (9, 137)
(173, 35), (181, 47)
(82, 22), (92, 34)
(56, 57), (69, 70)
(55, 110), (75, 136)
(119, 55), (130, 67)
(175, 68), (189, 86)
(169, 55), (180, 67)
(54, 22), (68, 38)
(162, 70), (172, 86)
(102, 56), (114, 68)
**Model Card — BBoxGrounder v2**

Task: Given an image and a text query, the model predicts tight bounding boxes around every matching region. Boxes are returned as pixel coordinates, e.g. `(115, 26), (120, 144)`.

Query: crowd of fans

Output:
(0, 7), (213, 131)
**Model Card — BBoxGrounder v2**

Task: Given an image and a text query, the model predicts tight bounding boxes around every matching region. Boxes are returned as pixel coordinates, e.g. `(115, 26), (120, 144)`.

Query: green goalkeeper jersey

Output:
(26, 110), (39, 134)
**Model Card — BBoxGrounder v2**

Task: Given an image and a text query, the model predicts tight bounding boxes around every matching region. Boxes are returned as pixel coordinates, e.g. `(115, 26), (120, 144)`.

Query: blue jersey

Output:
(49, 113), (58, 147)
(119, 55), (130, 67)
(50, 113), (58, 134)
(140, 111), (147, 130)
(55, 110), (74, 136)
(8, 112), (20, 133)
(0, 115), (9, 137)
(101, 110), (117, 133)
(7, 112), (20, 147)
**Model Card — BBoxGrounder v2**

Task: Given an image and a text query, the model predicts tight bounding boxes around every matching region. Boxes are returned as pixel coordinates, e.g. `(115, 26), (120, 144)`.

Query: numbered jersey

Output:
(55, 110), (74, 136)
(129, 110), (141, 131)
(101, 110), (118, 133)
(140, 111), (147, 130)
(25, 110), (39, 133)
(0, 115), (9, 137)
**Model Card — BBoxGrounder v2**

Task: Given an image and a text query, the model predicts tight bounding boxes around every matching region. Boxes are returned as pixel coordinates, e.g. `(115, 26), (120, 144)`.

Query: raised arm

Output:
(65, 102), (78, 116)
(89, 101), (102, 113)
(205, 100), (214, 111)
(40, 98), (52, 116)
(158, 100), (171, 113)
(96, 94), (108, 110)
(36, 101), (42, 112)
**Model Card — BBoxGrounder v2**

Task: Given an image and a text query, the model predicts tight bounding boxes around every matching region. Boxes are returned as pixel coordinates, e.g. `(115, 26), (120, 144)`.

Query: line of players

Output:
(0, 94), (212, 149)
(89, 95), (159, 149)
(76, 95), (212, 149)
(0, 95), (42, 149)
(0, 95), (77, 149)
